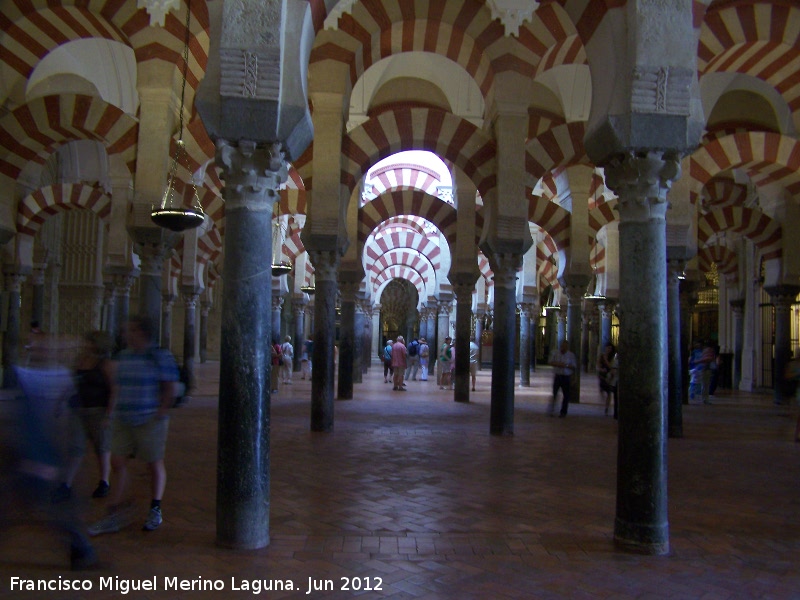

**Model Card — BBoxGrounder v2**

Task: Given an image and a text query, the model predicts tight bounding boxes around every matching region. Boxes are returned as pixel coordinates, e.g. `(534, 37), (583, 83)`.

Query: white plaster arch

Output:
(26, 39), (139, 115)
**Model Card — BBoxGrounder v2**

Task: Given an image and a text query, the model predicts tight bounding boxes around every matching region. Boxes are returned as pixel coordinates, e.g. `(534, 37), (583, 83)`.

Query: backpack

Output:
(408, 341), (418, 357)
(384, 345), (392, 361)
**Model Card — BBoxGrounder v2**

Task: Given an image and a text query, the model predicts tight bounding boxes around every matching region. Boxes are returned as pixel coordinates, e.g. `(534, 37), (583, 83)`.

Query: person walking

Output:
(57, 330), (115, 501)
(391, 336), (408, 391)
(469, 339), (479, 391)
(549, 340), (577, 417)
(382, 339), (393, 383)
(418, 337), (430, 381)
(280, 336), (294, 385)
(300, 339), (312, 380)
(88, 315), (179, 535)
(407, 338), (420, 380)
(597, 343), (618, 418)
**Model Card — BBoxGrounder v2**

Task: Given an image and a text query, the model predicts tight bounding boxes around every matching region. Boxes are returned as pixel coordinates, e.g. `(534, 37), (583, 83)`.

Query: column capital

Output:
(604, 151), (681, 222)
(560, 273), (591, 303)
(136, 241), (176, 277)
(271, 294), (284, 310)
(292, 297), (308, 314)
(729, 298), (745, 314)
(437, 300), (453, 315)
(518, 302), (537, 318)
(765, 285), (800, 309)
(217, 140), (288, 211)
(452, 281), (475, 301)
(111, 272), (138, 295)
(308, 249), (340, 283)
(487, 252), (522, 289)
(182, 290), (199, 309)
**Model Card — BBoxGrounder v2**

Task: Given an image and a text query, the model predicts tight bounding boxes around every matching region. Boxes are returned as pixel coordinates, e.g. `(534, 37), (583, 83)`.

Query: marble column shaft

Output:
(666, 262), (683, 438)
(292, 300), (306, 373)
(731, 300), (744, 389)
(426, 309), (436, 349)
(112, 274), (136, 349)
(30, 269), (45, 328)
(199, 301), (211, 364)
(453, 286), (473, 403)
(489, 257), (520, 435)
(182, 291), (198, 389)
(2, 273), (25, 389)
(215, 140), (286, 550)
(271, 295), (284, 343)
(519, 304), (534, 387)
(310, 250), (339, 431)
(137, 244), (170, 337)
(337, 287), (356, 400)
(606, 152), (677, 556)
(353, 302), (365, 383)
(161, 294), (175, 351)
(766, 287), (800, 403)
(474, 311), (484, 370)
(565, 287), (586, 403)
(419, 308), (428, 342)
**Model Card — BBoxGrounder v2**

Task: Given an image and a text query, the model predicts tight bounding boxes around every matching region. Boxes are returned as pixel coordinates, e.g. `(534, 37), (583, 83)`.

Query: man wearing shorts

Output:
(88, 315), (178, 535)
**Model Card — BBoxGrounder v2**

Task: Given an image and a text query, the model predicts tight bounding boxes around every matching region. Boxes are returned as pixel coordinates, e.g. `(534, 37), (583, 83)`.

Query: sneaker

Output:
(92, 481), (110, 499)
(88, 512), (123, 536)
(143, 506), (162, 531)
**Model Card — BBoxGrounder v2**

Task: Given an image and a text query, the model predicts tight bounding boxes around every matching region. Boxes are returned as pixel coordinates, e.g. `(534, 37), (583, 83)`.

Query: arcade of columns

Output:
(3, 0), (800, 560)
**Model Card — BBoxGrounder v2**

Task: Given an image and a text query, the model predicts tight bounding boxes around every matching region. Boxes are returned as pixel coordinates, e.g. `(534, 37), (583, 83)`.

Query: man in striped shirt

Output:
(89, 315), (179, 536)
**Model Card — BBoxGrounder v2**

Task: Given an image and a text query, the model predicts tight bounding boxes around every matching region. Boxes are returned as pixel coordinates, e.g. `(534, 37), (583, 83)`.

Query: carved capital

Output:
(112, 274), (137, 296)
(518, 302), (536, 319)
(271, 295), (284, 311)
(604, 151), (681, 222)
(487, 252), (522, 289)
(437, 301), (453, 316)
(765, 285), (800, 310)
(217, 140), (288, 211)
(182, 291), (199, 310)
(308, 249), (340, 283)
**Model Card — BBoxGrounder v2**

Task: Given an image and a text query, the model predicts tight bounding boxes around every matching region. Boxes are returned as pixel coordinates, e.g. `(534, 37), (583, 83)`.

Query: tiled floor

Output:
(1, 362), (799, 599)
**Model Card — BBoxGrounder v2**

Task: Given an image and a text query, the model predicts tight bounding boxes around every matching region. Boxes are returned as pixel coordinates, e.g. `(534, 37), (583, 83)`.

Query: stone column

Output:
(605, 151), (679, 555)
(271, 295), (284, 343)
(474, 308), (485, 369)
(556, 309), (566, 345)
(666, 259), (684, 438)
(111, 272), (137, 349)
(199, 300), (211, 364)
(679, 283), (699, 404)
(563, 277), (590, 403)
(309, 249), (339, 431)
(730, 299), (744, 389)
(599, 302), (614, 349)
(30, 267), (45, 328)
(488, 254), (522, 435)
(519, 303), (535, 387)
(215, 140), (286, 550)
(766, 286), (800, 404)
(353, 298), (365, 383)
(292, 298), (306, 372)
(360, 302), (372, 374)
(337, 281), (356, 400)
(436, 299), (452, 383)
(426, 307), (437, 349)
(102, 282), (115, 333)
(182, 289), (199, 389)
(161, 294), (175, 351)
(2, 272), (26, 388)
(418, 306), (428, 342)
(453, 279), (474, 403)
(136, 242), (173, 338)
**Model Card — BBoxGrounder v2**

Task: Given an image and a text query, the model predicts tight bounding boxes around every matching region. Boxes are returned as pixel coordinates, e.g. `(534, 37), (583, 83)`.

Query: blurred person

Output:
(391, 336), (408, 391)
(382, 339), (393, 383)
(270, 338), (281, 393)
(437, 337), (452, 387)
(418, 337), (430, 381)
(469, 338), (480, 391)
(300, 338), (313, 379)
(280, 335), (294, 384)
(55, 331), (115, 501)
(406, 338), (420, 380)
(88, 315), (178, 536)
(597, 343), (618, 418)
(549, 340), (577, 417)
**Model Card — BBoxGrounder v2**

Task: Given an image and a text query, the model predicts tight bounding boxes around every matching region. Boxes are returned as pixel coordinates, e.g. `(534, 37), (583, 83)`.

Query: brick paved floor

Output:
(1, 362), (799, 599)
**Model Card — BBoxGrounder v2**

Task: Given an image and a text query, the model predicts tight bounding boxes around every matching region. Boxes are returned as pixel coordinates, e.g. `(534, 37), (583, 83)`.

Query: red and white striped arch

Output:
(537, 233), (560, 289)
(373, 264), (427, 304)
(701, 177), (749, 210)
(0, 94), (138, 182)
(688, 132), (800, 203)
(359, 186), (457, 245)
(365, 228), (443, 273)
(532, 34), (588, 78)
(477, 251), (493, 284)
(369, 247), (435, 297)
(698, 2), (800, 113)
(342, 108), (496, 196)
(525, 122), (588, 183)
(588, 198), (618, 235)
(0, 0), (209, 99)
(527, 190), (571, 253)
(697, 244), (738, 276)
(365, 163), (442, 200)
(17, 183), (111, 236)
(697, 206), (782, 261)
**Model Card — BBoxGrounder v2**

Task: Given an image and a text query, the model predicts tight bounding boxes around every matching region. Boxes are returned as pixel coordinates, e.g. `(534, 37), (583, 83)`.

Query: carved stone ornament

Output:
(220, 47), (280, 101)
(216, 140), (288, 210)
(137, 0), (180, 27)
(603, 151), (681, 221)
(487, 0), (538, 37)
(323, 0), (359, 30)
(631, 66), (692, 116)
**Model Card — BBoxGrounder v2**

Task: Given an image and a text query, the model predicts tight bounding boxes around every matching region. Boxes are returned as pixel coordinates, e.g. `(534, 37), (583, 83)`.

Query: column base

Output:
(216, 534), (270, 550)
(614, 518), (669, 555)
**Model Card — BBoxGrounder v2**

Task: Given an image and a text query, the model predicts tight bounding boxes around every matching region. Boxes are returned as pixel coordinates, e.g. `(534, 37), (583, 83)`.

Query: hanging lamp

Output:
(150, 0), (206, 232)
(300, 271), (316, 295)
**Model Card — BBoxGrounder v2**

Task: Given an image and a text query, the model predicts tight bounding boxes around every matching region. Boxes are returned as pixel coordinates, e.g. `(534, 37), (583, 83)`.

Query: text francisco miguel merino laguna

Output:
(9, 575), (385, 594)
